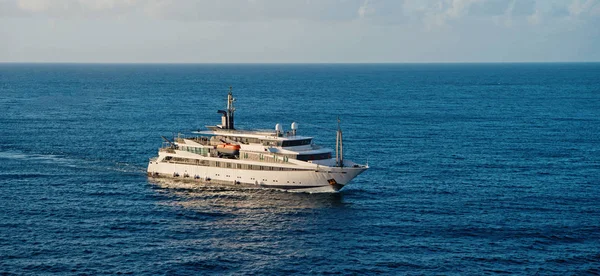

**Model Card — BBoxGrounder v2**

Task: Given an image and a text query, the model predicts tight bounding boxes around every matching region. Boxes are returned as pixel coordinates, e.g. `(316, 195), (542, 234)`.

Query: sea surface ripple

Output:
(1, 63), (599, 274)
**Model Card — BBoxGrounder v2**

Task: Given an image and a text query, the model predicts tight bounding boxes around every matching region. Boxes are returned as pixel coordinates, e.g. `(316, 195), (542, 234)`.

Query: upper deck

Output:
(194, 127), (313, 142)
(154, 88), (358, 167)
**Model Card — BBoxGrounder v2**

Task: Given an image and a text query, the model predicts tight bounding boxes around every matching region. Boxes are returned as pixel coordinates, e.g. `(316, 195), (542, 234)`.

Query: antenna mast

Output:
(218, 86), (236, 129)
(336, 116), (344, 167)
(227, 86), (235, 129)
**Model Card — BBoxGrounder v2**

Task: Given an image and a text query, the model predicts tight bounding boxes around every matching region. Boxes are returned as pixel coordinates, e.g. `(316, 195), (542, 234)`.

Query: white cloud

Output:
(13, 0), (140, 18)
(446, 0), (481, 19)
(500, 0), (516, 27)
(2, 0), (600, 63)
(16, 0), (139, 12)
(6, 0), (595, 26)
(357, 0), (373, 19)
(568, 0), (596, 16)
(593, 2), (600, 15)
(8, 0), (366, 21)
(527, 8), (542, 25)
(17, 0), (52, 12)
(400, 0), (484, 29)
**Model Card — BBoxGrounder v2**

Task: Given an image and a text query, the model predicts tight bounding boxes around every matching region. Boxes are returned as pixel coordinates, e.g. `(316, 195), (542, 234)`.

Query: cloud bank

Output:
(1, 0), (599, 62)
(5, 0), (598, 23)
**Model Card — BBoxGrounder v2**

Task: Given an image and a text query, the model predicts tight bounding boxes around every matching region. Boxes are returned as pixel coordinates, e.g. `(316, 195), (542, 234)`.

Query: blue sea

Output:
(1, 63), (599, 275)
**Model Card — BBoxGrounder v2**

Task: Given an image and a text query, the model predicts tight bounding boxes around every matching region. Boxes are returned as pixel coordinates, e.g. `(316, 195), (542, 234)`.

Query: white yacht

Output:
(147, 88), (368, 192)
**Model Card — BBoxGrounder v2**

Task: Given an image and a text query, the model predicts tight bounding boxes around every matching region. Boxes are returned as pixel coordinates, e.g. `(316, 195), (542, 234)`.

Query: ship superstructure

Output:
(147, 88), (368, 192)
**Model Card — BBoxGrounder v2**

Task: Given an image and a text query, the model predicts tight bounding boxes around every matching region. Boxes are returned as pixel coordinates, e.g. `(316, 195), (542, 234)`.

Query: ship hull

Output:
(147, 161), (367, 192)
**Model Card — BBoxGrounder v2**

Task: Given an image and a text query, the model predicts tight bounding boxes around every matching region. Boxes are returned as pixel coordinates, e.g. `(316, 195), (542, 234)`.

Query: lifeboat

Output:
(216, 143), (240, 156)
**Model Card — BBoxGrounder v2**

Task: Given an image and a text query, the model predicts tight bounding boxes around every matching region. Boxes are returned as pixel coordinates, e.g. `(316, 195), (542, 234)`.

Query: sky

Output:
(1, 0), (599, 63)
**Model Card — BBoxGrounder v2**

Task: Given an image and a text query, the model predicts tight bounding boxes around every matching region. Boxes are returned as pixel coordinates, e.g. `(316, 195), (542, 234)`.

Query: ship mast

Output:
(227, 86), (235, 129)
(218, 86), (236, 129)
(336, 116), (344, 167)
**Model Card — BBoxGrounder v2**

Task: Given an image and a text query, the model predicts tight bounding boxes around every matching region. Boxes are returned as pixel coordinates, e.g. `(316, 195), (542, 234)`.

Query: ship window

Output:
(281, 139), (311, 147)
(262, 140), (278, 146)
(296, 152), (332, 161)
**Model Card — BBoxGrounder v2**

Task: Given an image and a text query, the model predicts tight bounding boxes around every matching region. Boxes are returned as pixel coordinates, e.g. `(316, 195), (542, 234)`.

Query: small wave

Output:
(0, 173), (56, 180)
(0, 150), (46, 160)
(112, 162), (147, 173)
(0, 150), (145, 174)
(483, 269), (513, 274)
(0, 150), (84, 168)
(375, 261), (425, 269)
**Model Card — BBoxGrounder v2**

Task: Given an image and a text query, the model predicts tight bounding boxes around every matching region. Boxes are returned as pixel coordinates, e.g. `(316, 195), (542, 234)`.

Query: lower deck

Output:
(147, 160), (366, 193)
(147, 172), (345, 192)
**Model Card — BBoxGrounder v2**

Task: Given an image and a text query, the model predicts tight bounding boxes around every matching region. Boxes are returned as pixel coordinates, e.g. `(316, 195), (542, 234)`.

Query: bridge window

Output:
(297, 152), (332, 161)
(282, 139), (312, 147)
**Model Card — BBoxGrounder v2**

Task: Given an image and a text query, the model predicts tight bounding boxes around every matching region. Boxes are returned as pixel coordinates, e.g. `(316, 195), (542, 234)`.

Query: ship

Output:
(147, 88), (368, 192)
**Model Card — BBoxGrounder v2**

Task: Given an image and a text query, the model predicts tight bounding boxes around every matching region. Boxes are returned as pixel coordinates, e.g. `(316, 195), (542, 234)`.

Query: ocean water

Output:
(1, 63), (599, 274)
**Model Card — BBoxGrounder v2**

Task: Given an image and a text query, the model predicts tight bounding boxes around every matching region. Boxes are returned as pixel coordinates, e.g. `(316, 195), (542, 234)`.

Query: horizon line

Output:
(1, 61), (599, 65)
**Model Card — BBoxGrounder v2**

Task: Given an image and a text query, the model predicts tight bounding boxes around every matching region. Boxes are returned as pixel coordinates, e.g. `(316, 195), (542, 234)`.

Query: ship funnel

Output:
(217, 110), (227, 128)
(291, 122), (298, 136)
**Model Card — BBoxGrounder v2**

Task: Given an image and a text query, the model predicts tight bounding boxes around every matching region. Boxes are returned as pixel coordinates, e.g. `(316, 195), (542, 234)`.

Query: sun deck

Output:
(194, 128), (313, 141)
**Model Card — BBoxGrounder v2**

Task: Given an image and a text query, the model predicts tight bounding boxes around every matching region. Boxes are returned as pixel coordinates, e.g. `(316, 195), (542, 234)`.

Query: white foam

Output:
(0, 150), (145, 173)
